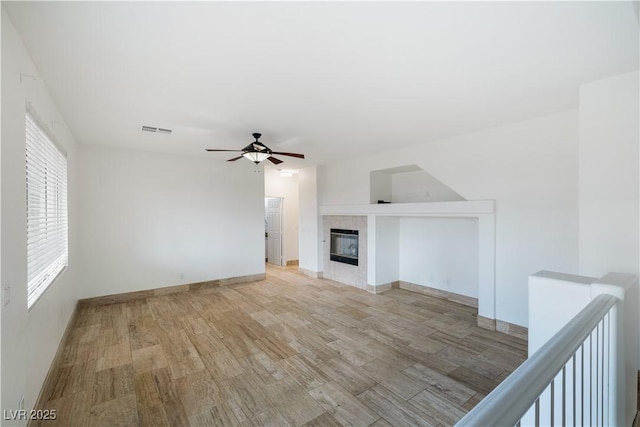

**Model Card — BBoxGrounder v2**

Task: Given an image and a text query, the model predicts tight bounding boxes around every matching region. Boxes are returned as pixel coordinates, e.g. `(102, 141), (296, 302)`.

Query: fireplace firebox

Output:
(330, 229), (359, 266)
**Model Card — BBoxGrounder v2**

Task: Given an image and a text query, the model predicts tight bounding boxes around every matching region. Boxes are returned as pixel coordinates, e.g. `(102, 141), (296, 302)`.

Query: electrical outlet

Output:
(179, 273), (184, 280)
(2, 283), (10, 307)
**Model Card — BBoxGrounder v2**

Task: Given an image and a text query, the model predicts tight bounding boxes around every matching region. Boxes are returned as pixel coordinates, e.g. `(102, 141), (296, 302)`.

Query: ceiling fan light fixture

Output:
(242, 151), (271, 164)
(207, 132), (304, 166)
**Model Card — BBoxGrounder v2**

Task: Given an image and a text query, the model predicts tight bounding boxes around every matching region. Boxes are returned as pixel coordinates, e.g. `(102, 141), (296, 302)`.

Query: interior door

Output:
(266, 197), (283, 266)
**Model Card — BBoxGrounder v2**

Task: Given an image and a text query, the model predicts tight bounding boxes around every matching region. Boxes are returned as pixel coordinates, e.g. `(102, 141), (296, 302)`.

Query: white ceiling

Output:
(4, 1), (639, 168)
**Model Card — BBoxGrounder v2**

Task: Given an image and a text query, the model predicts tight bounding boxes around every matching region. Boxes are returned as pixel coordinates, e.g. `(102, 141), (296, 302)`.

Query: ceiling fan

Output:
(206, 133), (305, 165)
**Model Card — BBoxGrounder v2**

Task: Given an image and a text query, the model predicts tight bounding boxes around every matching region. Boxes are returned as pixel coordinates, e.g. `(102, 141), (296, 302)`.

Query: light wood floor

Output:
(34, 265), (527, 427)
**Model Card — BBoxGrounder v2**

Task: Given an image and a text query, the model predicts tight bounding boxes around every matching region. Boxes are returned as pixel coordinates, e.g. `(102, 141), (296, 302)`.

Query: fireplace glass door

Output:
(330, 229), (359, 266)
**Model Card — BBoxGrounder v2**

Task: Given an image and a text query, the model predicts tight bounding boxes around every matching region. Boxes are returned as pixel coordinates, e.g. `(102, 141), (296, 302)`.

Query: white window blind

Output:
(26, 111), (68, 308)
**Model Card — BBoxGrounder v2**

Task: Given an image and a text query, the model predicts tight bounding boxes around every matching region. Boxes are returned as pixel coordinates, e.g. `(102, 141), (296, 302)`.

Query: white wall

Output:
(1, 10), (79, 421)
(298, 166), (322, 274)
(265, 171), (299, 262)
(392, 170), (465, 203)
(372, 216), (399, 286)
(578, 71), (639, 278)
(577, 70), (640, 367)
(399, 217), (479, 298)
(319, 110), (579, 327)
(370, 170), (392, 204)
(77, 145), (265, 298)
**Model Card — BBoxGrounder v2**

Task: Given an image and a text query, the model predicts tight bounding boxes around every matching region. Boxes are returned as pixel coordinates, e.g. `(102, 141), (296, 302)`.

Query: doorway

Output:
(265, 197), (284, 266)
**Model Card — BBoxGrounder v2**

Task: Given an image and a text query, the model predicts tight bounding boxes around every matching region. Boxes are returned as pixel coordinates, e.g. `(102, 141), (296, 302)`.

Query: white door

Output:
(266, 197), (283, 266)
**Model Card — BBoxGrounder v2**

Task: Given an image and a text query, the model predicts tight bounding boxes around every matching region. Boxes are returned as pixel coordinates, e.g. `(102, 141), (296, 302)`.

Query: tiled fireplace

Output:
(323, 216), (367, 288)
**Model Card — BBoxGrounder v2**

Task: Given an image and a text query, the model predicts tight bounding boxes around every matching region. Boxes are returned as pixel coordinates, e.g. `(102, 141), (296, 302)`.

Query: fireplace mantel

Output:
(320, 200), (494, 216)
(320, 200), (497, 329)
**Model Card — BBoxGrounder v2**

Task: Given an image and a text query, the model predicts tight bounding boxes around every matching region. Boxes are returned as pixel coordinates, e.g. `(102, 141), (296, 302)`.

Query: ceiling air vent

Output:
(141, 126), (173, 134)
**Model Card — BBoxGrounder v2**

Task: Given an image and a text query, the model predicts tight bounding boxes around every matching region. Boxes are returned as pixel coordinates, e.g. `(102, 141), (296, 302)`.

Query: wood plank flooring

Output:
(33, 266), (527, 427)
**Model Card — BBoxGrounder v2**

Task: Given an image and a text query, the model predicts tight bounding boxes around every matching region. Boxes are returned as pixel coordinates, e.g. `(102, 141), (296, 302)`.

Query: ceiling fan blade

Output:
(267, 156), (283, 165)
(205, 149), (243, 152)
(227, 156), (244, 162)
(271, 151), (305, 159)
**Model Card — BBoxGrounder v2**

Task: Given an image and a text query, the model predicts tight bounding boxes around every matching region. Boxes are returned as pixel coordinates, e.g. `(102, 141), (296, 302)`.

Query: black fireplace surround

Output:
(330, 228), (359, 266)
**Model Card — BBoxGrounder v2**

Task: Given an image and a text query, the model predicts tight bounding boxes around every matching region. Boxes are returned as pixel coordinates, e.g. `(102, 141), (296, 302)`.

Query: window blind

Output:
(26, 111), (68, 308)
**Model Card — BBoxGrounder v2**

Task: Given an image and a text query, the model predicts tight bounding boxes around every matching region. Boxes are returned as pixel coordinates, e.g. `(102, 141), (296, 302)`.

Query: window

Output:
(26, 111), (68, 308)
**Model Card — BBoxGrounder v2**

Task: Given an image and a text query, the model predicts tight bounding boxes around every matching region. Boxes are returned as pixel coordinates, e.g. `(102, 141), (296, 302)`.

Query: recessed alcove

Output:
(370, 165), (466, 204)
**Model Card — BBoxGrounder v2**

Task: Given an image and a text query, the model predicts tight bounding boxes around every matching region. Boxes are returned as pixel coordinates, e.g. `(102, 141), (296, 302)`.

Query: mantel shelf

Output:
(320, 200), (495, 217)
